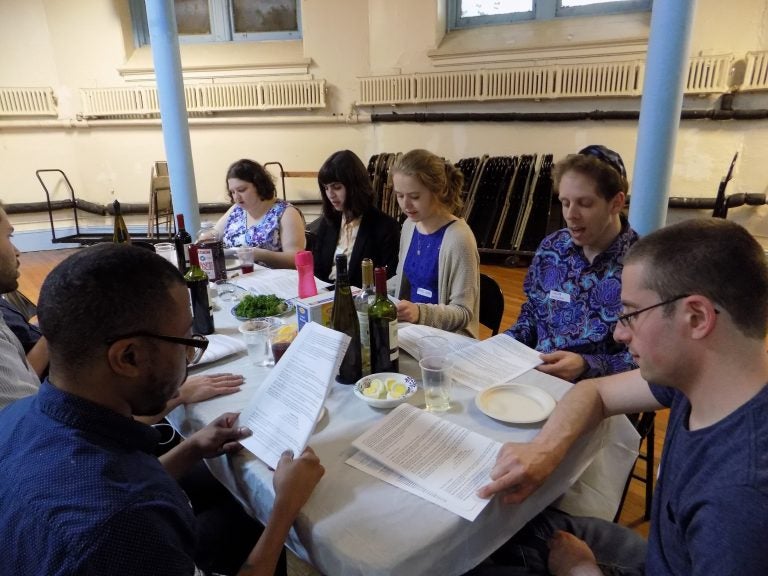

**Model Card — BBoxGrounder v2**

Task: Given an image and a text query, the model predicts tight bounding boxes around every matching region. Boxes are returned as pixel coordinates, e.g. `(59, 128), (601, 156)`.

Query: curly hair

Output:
(552, 145), (628, 201)
(391, 149), (464, 215)
(225, 159), (276, 201)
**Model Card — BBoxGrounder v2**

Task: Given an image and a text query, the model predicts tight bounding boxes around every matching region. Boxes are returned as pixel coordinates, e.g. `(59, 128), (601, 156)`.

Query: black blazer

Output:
(312, 206), (400, 288)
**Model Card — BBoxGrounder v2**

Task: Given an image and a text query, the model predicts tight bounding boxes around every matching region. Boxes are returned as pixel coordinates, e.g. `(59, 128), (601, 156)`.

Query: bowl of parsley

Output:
(231, 293), (294, 321)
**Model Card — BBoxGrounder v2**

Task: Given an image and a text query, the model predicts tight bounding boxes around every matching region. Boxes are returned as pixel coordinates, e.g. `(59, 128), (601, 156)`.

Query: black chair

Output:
(479, 273), (504, 336)
(614, 411), (656, 522)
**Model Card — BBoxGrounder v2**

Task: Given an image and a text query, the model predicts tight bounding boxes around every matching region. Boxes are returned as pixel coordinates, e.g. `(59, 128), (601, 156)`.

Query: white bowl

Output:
(354, 372), (417, 409)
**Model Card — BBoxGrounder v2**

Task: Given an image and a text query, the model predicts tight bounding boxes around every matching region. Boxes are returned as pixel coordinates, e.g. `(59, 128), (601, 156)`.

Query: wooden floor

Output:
(16, 247), (662, 538)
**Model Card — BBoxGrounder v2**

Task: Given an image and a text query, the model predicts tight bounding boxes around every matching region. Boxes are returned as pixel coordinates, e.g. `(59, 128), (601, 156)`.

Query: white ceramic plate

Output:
(475, 383), (556, 424)
(225, 257), (241, 271)
(354, 372), (418, 409)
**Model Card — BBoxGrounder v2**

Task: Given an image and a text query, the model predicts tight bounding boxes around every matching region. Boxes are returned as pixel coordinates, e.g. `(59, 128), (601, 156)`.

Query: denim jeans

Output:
(466, 507), (646, 576)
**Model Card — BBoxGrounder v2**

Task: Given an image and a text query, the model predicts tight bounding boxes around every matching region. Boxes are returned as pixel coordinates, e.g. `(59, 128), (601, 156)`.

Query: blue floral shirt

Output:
(222, 200), (290, 251)
(506, 217), (639, 379)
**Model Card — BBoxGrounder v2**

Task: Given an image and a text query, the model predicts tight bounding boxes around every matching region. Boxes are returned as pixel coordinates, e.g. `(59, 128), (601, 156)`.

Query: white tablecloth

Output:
(168, 271), (639, 576)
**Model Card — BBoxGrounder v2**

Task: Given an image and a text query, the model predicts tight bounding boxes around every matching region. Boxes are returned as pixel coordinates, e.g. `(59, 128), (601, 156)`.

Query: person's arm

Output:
(25, 336), (48, 378)
(478, 368), (661, 504)
(202, 206), (235, 242)
(250, 206), (306, 269)
(159, 412), (250, 479)
(236, 448), (324, 576)
(135, 373), (244, 425)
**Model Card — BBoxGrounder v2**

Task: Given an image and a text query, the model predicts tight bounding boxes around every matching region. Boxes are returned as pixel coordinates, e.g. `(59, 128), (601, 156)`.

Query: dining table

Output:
(167, 265), (640, 576)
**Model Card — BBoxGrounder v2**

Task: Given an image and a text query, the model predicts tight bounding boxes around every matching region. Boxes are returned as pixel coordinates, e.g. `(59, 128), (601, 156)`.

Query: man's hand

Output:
(396, 300), (420, 323)
(547, 531), (602, 576)
(187, 412), (252, 460)
(537, 351), (587, 382)
(179, 372), (243, 405)
(273, 447), (325, 518)
(477, 441), (557, 503)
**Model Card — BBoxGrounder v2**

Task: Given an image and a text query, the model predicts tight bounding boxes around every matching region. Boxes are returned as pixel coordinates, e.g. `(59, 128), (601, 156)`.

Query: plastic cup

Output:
(155, 242), (178, 266)
(215, 279), (237, 302)
(419, 355), (452, 412)
(270, 321), (298, 364)
(237, 247), (255, 274)
(238, 320), (271, 366)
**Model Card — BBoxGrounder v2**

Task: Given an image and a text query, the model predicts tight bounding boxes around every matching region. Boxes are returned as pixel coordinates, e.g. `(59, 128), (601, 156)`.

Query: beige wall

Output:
(2, 0), (768, 240)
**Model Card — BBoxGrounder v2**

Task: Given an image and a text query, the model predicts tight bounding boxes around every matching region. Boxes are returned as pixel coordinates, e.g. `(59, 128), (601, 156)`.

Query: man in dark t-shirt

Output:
(477, 219), (768, 575)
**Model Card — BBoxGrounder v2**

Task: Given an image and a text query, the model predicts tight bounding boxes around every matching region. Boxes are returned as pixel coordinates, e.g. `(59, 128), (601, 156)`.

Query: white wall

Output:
(2, 0), (768, 245)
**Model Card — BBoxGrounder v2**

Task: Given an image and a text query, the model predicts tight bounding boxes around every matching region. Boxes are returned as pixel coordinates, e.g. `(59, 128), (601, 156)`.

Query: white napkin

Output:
(197, 334), (246, 365)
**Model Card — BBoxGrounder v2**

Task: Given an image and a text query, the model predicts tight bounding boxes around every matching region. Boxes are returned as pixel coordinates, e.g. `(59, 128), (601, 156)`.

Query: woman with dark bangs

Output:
(311, 150), (400, 287)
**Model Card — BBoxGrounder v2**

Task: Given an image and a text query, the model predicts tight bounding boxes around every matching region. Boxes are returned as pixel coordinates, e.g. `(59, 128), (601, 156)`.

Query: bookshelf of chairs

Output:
(367, 153), (560, 265)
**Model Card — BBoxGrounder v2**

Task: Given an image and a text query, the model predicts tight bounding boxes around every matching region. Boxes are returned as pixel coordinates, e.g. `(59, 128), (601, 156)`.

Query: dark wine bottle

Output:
(355, 258), (375, 375)
(369, 266), (399, 373)
(331, 254), (362, 384)
(112, 200), (131, 244)
(184, 245), (214, 335)
(174, 214), (193, 274)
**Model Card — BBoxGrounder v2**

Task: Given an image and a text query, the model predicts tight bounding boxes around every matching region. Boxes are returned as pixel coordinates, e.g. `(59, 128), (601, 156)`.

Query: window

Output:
(448, 0), (651, 30)
(130, 0), (301, 46)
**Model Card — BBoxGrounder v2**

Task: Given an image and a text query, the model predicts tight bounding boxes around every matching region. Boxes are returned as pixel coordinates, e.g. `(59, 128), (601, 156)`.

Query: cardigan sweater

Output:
(395, 218), (480, 338)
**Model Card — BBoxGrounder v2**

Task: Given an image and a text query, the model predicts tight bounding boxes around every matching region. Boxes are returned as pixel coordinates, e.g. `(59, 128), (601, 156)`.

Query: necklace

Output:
(416, 230), (430, 256)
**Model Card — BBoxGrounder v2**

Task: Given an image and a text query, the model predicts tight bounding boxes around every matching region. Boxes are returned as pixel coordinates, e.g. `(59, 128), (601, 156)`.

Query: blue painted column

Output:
(145, 0), (200, 236)
(629, 1), (697, 235)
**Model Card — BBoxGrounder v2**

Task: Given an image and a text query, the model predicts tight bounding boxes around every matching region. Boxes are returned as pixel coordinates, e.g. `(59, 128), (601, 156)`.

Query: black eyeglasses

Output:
(105, 332), (209, 365)
(579, 144), (627, 180)
(617, 294), (691, 328)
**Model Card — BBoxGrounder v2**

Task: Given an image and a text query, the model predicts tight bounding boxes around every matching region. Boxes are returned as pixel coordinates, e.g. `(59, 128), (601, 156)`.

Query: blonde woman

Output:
(391, 149), (480, 338)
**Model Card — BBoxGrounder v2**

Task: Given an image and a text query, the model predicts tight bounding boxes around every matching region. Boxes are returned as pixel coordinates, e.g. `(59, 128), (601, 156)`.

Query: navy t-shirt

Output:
(647, 382), (768, 575)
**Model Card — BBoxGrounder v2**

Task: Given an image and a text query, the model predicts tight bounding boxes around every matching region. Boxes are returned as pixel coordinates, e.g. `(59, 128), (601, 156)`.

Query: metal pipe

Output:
(629, 0), (697, 235)
(145, 0), (201, 235)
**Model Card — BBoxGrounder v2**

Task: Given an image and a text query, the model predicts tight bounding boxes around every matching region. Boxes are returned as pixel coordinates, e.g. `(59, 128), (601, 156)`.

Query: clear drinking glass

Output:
(238, 319), (271, 366)
(419, 355), (452, 412)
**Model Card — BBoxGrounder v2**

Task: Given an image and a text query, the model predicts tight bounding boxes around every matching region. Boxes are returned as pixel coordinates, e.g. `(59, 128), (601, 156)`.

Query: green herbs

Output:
(234, 294), (286, 319)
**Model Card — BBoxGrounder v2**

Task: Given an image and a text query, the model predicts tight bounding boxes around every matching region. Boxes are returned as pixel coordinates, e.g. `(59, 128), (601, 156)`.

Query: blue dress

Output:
(403, 222), (453, 304)
(221, 200), (291, 250)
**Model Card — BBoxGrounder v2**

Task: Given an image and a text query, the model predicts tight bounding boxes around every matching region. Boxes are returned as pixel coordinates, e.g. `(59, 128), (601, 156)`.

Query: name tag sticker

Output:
(416, 287), (433, 298)
(549, 290), (571, 303)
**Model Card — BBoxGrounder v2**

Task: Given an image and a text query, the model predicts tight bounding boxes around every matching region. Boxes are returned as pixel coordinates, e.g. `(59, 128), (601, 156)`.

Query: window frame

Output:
(447, 0), (652, 31)
(129, 0), (302, 47)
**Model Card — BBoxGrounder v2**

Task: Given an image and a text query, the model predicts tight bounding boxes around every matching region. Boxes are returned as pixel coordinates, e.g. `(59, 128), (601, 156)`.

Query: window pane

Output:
(460, 0), (533, 18)
(561, 0), (633, 6)
(233, 0), (298, 33)
(174, 0), (211, 35)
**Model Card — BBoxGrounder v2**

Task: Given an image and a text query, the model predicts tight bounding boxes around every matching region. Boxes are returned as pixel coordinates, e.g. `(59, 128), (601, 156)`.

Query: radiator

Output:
(79, 80), (326, 118)
(0, 87), (57, 117)
(742, 51), (768, 91)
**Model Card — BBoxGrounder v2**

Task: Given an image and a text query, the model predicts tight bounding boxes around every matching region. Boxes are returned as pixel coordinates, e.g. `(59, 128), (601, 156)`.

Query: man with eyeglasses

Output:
(0, 243), (324, 576)
(505, 145), (638, 382)
(476, 219), (768, 575)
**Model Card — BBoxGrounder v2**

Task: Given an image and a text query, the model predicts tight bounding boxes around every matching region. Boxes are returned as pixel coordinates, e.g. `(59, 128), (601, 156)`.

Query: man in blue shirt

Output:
(0, 243), (324, 576)
(506, 145), (638, 381)
(479, 219), (768, 575)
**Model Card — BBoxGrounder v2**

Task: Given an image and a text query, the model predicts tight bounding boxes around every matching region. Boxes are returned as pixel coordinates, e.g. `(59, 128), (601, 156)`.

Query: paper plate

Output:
(475, 383), (556, 424)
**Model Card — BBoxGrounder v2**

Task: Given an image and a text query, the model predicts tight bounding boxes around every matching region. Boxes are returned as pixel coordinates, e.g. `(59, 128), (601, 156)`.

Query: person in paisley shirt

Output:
(505, 145), (639, 381)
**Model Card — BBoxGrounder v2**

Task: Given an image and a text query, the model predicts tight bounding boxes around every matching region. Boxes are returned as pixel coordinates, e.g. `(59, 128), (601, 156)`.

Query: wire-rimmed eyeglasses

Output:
(104, 332), (209, 365)
(616, 294), (690, 328)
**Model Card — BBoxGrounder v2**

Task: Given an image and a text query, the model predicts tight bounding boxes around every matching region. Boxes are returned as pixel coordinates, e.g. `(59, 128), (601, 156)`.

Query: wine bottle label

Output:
(197, 248), (216, 281)
(388, 319), (399, 361)
(357, 311), (371, 375)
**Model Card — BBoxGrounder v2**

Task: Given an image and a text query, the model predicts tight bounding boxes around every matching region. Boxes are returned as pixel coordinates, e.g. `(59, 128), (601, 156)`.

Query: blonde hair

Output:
(392, 149), (464, 215)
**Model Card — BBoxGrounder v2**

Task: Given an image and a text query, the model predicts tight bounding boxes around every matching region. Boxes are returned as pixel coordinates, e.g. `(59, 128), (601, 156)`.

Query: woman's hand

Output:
(396, 300), (420, 323)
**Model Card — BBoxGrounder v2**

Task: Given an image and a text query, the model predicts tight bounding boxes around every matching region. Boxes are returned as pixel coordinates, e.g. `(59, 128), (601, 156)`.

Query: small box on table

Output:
(295, 288), (360, 332)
